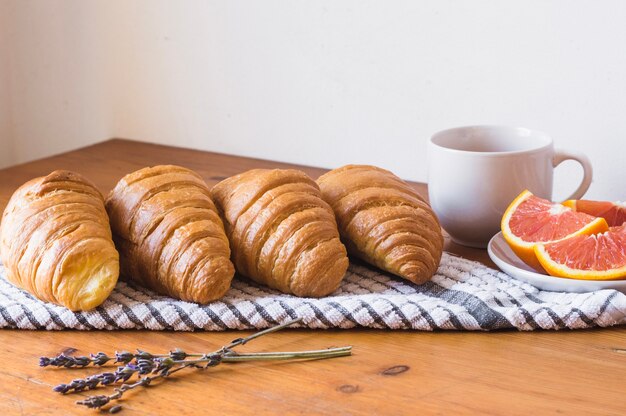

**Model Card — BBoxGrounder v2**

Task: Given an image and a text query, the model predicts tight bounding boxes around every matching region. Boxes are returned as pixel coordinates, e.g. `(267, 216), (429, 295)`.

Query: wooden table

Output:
(0, 139), (624, 415)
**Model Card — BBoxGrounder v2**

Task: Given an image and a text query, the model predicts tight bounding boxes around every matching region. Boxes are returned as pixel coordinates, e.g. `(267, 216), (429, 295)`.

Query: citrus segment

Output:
(535, 225), (626, 280)
(501, 190), (609, 271)
(563, 199), (626, 227)
(614, 224), (626, 234)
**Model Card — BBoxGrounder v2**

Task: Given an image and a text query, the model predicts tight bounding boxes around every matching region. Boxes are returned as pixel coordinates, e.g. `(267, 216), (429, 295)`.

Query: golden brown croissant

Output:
(317, 165), (443, 284)
(210, 169), (349, 297)
(105, 165), (234, 303)
(0, 170), (119, 311)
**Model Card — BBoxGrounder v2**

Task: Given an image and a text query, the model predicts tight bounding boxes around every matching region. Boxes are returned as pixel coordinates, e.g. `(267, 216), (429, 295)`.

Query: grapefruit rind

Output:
(563, 199), (626, 227)
(501, 190), (609, 271)
(534, 243), (626, 281)
(562, 200), (576, 209)
(501, 190), (535, 249)
(501, 190), (543, 270)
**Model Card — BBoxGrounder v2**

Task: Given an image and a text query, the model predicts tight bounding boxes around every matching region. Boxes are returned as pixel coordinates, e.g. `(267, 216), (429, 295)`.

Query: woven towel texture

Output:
(1, 253), (625, 331)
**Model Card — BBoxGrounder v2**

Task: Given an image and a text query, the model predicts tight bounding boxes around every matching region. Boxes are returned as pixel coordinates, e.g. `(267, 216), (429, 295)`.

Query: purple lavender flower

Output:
(114, 351), (134, 364)
(76, 394), (110, 409)
(90, 352), (110, 366)
(53, 384), (70, 394)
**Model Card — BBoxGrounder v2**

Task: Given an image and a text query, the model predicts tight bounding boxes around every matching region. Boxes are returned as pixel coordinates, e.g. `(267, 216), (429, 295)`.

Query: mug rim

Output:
(430, 125), (553, 156)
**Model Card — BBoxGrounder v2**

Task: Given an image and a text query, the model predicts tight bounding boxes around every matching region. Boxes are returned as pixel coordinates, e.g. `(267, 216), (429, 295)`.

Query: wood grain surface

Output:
(0, 139), (624, 415)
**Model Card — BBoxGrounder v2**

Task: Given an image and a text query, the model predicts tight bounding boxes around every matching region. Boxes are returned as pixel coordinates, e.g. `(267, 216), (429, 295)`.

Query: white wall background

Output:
(0, 0), (624, 200)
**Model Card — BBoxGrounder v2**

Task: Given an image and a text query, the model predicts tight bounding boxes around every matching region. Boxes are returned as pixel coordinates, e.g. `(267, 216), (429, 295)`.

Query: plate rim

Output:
(487, 231), (626, 292)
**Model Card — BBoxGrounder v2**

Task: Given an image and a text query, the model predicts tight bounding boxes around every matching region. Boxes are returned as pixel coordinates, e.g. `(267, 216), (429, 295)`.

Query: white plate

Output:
(487, 232), (626, 293)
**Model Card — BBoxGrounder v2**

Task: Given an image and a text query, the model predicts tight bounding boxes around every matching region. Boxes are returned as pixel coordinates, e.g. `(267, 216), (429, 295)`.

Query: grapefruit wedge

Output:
(563, 199), (626, 227)
(535, 225), (626, 280)
(501, 190), (609, 271)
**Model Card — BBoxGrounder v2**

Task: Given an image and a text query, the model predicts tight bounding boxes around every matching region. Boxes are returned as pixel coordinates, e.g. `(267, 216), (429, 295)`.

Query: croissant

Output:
(317, 165), (443, 284)
(105, 165), (235, 303)
(0, 170), (119, 311)
(210, 169), (349, 297)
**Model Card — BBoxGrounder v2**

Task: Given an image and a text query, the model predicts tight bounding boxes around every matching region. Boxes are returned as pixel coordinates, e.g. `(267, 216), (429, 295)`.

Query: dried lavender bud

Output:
(135, 350), (154, 360)
(99, 372), (116, 385)
(202, 353), (224, 368)
(90, 352), (110, 366)
(76, 394), (111, 409)
(204, 357), (221, 367)
(169, 348), (187, 360)
(50, 355), (70, 367)
(53, 383), (71, 394)
(155, 357), (175, 374)
(72, 356), (91, 367)
(69, 378), (87, 392)
(114, 365), (137, 383)
(84, 375), (101, 390)
(115, 351), (134, 364)
(136, 358), (155, 375)
(109, 405), (123, 414)
(45, 354), (71, 367)
(115, 370), (134, 383)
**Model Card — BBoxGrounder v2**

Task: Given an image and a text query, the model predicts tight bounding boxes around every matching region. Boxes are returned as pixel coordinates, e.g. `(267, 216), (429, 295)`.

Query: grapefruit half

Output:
(534, 225), (626, 280)
(501, 190), (609, 271)
(562, 199), (626, 227)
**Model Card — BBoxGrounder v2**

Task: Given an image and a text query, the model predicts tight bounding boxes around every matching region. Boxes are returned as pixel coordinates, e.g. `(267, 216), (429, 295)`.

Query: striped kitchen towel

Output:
(1, 252), (625, 331)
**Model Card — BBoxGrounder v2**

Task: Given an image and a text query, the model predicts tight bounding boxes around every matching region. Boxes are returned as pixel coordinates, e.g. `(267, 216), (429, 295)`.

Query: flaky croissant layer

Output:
(211, 168), (349, 297)
(0, 170), (119, 311)
(317, 165), (444, 285)
(105, 165), (235, 303)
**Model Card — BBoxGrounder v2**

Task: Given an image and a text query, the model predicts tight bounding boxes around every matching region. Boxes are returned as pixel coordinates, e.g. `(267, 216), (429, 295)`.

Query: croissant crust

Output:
(105, 165), (234, 303)
(0, 170), (119, 311)
(317, 165), (443, 284)
(210, 168), (349, 297)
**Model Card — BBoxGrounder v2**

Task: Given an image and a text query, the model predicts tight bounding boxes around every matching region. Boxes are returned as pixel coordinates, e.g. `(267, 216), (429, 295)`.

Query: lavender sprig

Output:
(52, 363), (138, 394)
(55, 345), (353, 394)
(39, 354), (93, 368)
(75, 362), (193, 409)
(41, 319), (310, 369)
(40, 350), (178, 368)
(41, 319), (352, 411)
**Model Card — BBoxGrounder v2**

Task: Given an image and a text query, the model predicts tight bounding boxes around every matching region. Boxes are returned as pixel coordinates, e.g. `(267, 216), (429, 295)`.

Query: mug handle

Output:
(553, 149), (593, 201)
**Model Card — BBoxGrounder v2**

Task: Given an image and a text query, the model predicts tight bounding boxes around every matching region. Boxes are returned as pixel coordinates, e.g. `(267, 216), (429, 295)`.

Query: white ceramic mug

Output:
(428, 125), (592, 248)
